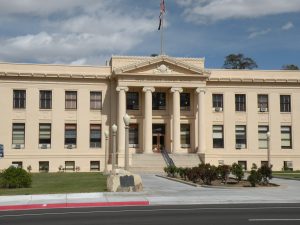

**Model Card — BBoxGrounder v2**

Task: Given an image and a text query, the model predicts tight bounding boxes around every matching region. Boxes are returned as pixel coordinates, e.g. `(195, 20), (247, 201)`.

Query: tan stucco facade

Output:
(0, 55), (300, 172)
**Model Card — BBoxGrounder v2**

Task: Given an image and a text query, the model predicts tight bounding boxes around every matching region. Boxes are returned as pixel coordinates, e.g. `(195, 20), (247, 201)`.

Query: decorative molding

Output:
(116, 86), (129, 92)
(170, 87), (183, 93)
(195, 88), (206, 94)
(208, 77), (300, 84)
(153, 64), (173, 74)
(142, 87), (155, 93)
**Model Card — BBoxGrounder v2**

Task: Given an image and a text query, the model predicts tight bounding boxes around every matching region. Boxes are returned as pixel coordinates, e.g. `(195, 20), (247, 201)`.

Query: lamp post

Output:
(111, 124), (118, 175)
(123, 114), (130, 171)
(267, 131), (271, 167)
(104, 130), (109, 174)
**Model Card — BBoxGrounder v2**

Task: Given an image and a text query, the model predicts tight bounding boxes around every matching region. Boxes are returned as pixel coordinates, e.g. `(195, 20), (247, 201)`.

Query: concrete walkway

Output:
(0, 175), (300, 210)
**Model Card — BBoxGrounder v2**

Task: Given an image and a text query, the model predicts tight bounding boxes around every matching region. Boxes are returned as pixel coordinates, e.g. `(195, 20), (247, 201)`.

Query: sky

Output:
(0, 0), (299, 69)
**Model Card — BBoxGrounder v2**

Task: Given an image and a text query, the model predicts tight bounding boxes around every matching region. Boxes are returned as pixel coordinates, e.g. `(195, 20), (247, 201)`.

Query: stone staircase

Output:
(129, 153), (201, 174)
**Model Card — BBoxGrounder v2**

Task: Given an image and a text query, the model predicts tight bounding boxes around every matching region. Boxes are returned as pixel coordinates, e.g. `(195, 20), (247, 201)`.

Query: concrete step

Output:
(131, 154), (166, 167)
(169, 154), (201, 168)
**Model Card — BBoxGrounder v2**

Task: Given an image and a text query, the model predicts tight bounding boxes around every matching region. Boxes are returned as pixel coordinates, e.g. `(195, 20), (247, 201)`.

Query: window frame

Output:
(126, 92), (139, 110)
(90, 124), (101, 148)
(180, 124), (191, 148)
(180, 93), (191, 111)
(280, 95), (291, 113)
(39, 123), (51, 148)
(13, 90), (26, 109)
(281, 126), (292, 149)
(12, 123), (25, 148)
(65, 91), (77, 110)
(90, 161), (100, 171)
(212, 94), (223, 109)
(235, 94), (246, 112)
(64, 124), (77, 148)
(258, 125), (269, 149)
(152, 92), (166, 110)
(235, 125), (247, 149)
(39, 90), (52, 109)
(213, 125), (224, 148)
(129, 124), (139, 148)
(257, 94), (268, 112)
(90, 91), (102, 110)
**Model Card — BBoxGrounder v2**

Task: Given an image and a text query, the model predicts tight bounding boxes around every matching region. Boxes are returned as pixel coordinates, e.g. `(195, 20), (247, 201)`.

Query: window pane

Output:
(152, 92), (166, 110)
(90, 92), (102, 110)
(90, 124), (101, 148)
(126, 92), (139, 110)
(213, 94), (223, 108)
(180, 93), (190, 111)
(12, 123), (25, 145)
(181, 124), (190, 147)
(129, 124), (139, 146)
(65, 91), (77, 109)
(213, 125), (224, 148)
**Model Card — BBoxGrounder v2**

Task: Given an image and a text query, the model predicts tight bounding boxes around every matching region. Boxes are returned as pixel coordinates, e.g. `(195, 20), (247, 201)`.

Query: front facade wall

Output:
(1, 56), (300, 172)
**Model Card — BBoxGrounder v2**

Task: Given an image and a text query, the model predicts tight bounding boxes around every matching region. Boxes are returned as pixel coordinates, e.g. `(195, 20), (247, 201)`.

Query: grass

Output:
(273, 171), (300, 180)
(0, 172), (107, 196)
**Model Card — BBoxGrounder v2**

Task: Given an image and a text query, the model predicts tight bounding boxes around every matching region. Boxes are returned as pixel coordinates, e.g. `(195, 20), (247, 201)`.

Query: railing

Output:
(161, 148), (175, 167)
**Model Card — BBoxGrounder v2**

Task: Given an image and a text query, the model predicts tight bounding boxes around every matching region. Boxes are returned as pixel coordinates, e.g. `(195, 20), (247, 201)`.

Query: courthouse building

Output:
(0, 55), (300, 172)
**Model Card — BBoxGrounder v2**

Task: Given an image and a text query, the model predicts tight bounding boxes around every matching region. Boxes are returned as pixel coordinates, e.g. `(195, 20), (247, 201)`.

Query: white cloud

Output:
(282, 22), (294, 30)
(0, 0), (157, 65)
(248, 28), (271, 39)
(175, 0), (300, 23)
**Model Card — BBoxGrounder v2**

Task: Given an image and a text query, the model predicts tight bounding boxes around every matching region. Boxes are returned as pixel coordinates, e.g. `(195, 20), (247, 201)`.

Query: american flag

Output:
(158, 0), (165, 30)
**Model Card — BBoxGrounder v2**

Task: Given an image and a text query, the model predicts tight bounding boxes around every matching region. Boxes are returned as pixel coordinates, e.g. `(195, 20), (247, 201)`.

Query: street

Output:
(0, 203), (300, 225)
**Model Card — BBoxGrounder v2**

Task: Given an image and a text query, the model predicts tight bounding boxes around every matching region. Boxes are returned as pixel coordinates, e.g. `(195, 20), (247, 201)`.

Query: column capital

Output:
(116, 86), (129, 92)
(142, 87), (155, 93)
(170, 87), (183, 93)
(195, 88), (206, 94)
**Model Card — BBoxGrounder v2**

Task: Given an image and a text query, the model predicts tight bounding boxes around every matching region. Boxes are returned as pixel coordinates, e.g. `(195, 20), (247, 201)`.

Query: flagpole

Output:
(160, 12), (164, 55)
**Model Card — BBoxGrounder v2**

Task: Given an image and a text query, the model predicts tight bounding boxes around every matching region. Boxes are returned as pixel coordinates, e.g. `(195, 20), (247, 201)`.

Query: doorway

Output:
(152, 124), (165, 153)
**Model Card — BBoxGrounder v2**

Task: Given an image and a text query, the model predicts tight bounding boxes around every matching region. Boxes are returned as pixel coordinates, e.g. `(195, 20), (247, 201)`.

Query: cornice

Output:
(0, 72), (109, 79)
(208, 77), (300, 83)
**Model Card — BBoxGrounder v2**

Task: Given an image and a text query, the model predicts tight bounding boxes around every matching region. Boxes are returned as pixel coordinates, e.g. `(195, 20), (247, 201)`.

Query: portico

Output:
(112, 55), (210, 155)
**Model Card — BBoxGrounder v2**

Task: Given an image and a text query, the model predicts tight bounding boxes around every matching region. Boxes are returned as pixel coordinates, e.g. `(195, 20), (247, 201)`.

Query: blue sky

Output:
(0, 0), (299, 69)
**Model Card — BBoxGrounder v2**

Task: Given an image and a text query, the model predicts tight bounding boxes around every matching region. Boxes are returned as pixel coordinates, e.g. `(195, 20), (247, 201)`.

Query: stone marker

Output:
(107, 170), (143, 192)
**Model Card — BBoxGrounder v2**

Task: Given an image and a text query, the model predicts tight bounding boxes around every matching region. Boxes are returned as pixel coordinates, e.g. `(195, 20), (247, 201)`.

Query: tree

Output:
(282, 64), (299, 70)
(223, 54), (258, 69)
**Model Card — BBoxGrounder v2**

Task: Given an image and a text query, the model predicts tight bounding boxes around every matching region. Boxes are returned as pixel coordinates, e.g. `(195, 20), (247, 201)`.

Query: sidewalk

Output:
(1, 175), (300, 211)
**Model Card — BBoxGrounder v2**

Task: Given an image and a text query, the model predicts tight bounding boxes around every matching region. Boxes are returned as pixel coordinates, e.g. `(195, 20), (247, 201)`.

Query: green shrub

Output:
(177, 167), (188, 180)
(258, 164), (272, 185)
(217, 165), (231, 184)
(0, 166), (32, 189)
(186, 167), (200, 183)
(164, 165), (178, 177)
(247, 170), (262, 187)
(198, 163), (218, 185)
(231, 163), (244, 183)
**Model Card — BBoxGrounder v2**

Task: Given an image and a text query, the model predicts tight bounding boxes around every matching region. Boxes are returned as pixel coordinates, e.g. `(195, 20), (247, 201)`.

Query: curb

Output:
(0, 201), (149, 211)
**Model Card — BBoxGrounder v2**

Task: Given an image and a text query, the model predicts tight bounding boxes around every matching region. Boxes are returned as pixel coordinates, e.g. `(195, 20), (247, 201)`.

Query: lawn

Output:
(0, 172), (107, 196)
(273, 171), (300, 180)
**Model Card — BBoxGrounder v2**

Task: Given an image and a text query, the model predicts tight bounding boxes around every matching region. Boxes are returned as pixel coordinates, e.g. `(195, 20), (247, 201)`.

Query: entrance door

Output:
(152, 124), (165, 153)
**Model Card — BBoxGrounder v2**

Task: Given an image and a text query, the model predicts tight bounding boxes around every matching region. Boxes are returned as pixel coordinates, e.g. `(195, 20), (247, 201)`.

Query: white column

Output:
(196, 88), (206, 154)
(171, 87), (183, 154)
(143, 87), (155, 154)
(116, 86), (128, 155)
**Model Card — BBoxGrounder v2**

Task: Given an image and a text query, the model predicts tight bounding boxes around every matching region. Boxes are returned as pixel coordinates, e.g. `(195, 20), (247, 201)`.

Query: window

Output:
(13, 90), (26, 109)
(90, 91), (102, 110)
(152, 92), (166, 110)
(257, 94), (268, 112)
(281, 126), (292, 149)
(126, 92), (139, 110)
(12, 161), (23, 169)
(40, 90), (52, 109)
(90, 161), (100, 171)
(280, 95), (291, 112)
(180, 93), (190, 111)
(90, 124), (101, 148)
(39, 124), (51, 148)
(235, 125), (247, 149)
(65, 124), (77, 148)
(238, 161), (247, 170)
(213, 125), (224, 148)
(39, 161), (49, 172)
(212, 94), (223, 110)
(65, 91), (77, 109)
(12, 123), (25, 149)
(283, 161), (293, 171)
(129, 124), (139, 147)
(258, 126), (269, 149)
(180, 124), (190, 148)
(235, 94), (246, 112)
(65, 161), (75, 171)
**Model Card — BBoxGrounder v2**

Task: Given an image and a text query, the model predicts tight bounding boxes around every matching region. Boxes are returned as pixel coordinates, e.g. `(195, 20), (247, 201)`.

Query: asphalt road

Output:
(0, 203), (300, 225)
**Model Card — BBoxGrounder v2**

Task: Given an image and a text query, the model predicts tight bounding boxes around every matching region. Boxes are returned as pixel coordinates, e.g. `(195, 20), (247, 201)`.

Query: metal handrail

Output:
(161, 148), (175, 167)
